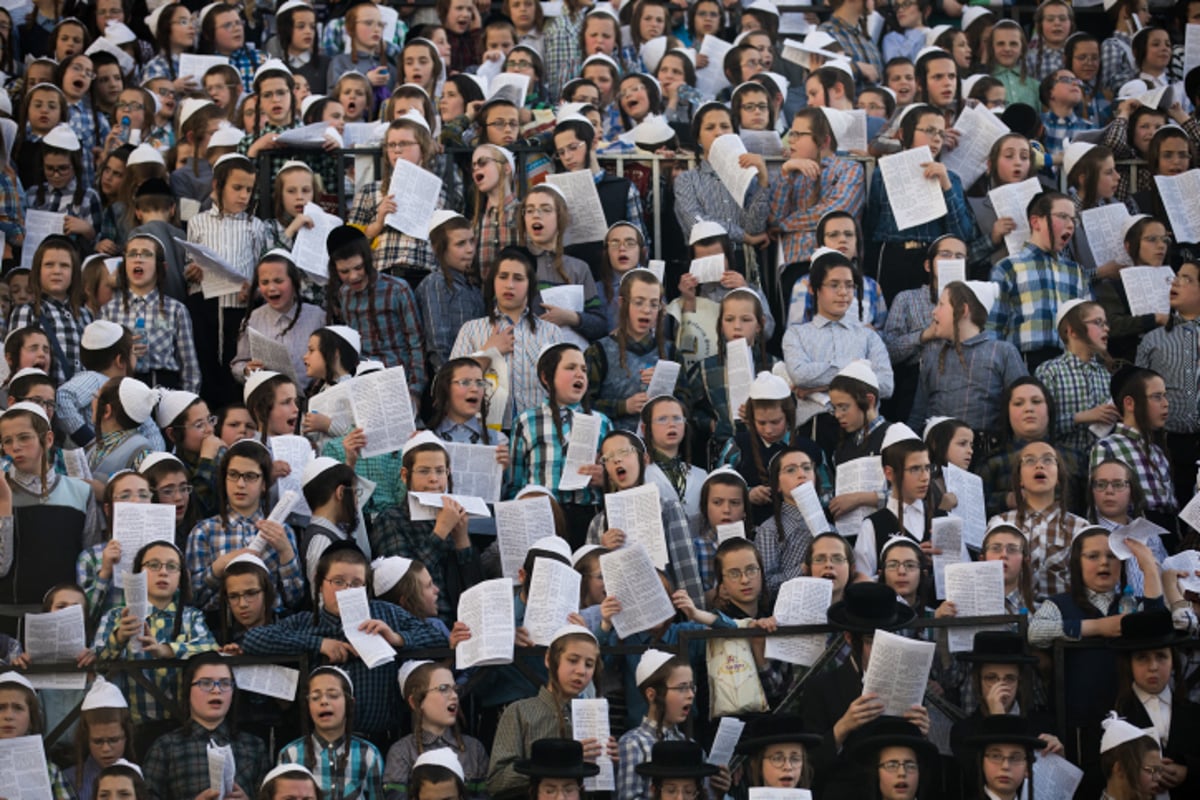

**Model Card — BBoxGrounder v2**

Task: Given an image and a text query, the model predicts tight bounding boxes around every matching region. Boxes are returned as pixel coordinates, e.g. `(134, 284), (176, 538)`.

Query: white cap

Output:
(640, 36), (669, 73)
(144, 4), (169, 33)
(688, 219), (727, 246)
(835, 359), (880, 391)
(276, 0), (313, 17)
(301, 456), (342, 487)
(549, 624), (597, 647)
(963, 281), (999, 314)
(464, 73), (489, 97)
(81, 676), (128, 710)
(922, 416), (953, 440)
(138, 451), (184, 474)
(254, 59), (292, 84)
(823, 59), (855, 80)
(925, 25), (951, 48)
(428, 209), (466, 238)
(180, 97), (215, 129)
(1117, 78), (1149, 100)
(261, 764), (318, 790)
(1100, 711), (1157, 754)
(818, 105), (852, 144)
(759, 71), (790, 98)
(515, 484), (554, 500)
(82, 319), (124, 350)
(571, 544), (604, 567)
(880, 422), (921, 451)
(632, 114), (675, 149)
(1063, 139), (1096, 178)
(587, 4), (620, 23)
(915, 46), (952, 64)
(127, 143), (167, 168)
(214, 152), (253, 171)
(244, 370), (282, 403)
(199, 2), (223, 29)
(228, 552), (269, 572)
(402, 430), (448, 458)
(0, 672), (34, 692)
(412, 747), (465, 782)
(961, 6), (993, 29)
(118, 378), (159, 425)
(397, 659), (434, 696)
(44, 123), (81, 152)
(793, 30), (838, 57)
(1054, 297), (1089, 331)
(396, 108), (431, 133)
(9, 367), (47, 384)
(531, 535), (572, 562)
(155, 389), (199, 428)
(748, 370), (791, 401)
(112, 759), (142, 778)
(488, 145), (516, 174)
(356, 360), (385, 376)
(86, 36), (134, 76)
(208, 124), (245, 149)
(3, 401), (49, 425)
(581, 53), (621, 74)
(555, 111), (594, 131)
(323, 325), (362, 354)
(635, 648), (676, 687)
(300, 93), (325, 117)
(961, 74), (986, 98)
(372, 555), (414, 596)
(745, 0), (779, 17)
(1120, 213), (1150, 242)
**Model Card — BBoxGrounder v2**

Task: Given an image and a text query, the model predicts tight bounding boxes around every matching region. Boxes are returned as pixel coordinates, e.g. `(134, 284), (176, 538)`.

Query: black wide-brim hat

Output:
(961, 714), (1049, 751)
(844, 717), (938, 765)
(734, 714), (824, 755)
(826, 582), (916, 634)
(514, 739), (601, 779)
(635, 741), (720, 779)
(955, 631), (1038, 665)
(1109, 609), (1191, 652)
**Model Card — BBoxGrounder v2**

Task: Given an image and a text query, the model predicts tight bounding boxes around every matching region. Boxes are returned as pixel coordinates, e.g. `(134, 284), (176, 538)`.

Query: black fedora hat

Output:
(635, 741), (720, 779)
(826, 582), (916, 634)
(514, 739), (601, 779)
(1109, 609), (1191, 652)
(962, 714), (1048, 751)
(326, 224), (367, 258)
(956, 631), (1038, 665)
(844, 717), (938, 765)
(734, 714), (823, 755)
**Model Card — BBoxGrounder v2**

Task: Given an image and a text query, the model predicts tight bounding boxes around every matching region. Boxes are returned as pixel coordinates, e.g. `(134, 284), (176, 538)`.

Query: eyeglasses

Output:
(152, 87), (175, 98)
(984, 752), (1027, 766)
(471, 157), (503, 170)
(1019, 454), (1056, 468)
(1143, 234), (1173, 245)
(666, 681), (697, 694)
(723, 565), (761, 581)
(487, 119), (520, 130)
(218, 20), (244, 31)
(765, 753), (804, 768)
(143, 559), (181, 573)
(184, 415), (218, 433)
(524, 204), (556, 217)
(451, 378), (489, 389)
(325, 577), (366, 590)
(555, 140), (586, 160)
(18, 397), (56, 412)
(915, 126), (945, 141)
(935, 249), (967, 260)
(1141, 765), (1164, 778)
(227, 588), (262, 604)
(1092, 479), (1129, 491)
(740, 57), (763, 70)
(1049, 211), (1078, 225)
(653, 415), (685, 425)
(125, 249), (155, 260)
(192, 677), (235, 693)
(155, 483), (192, 500)
(784, 130), (814, 142)
(507, 59), (534, 70)
(904, 464), (933, 476)
(0, 432), (39, 449)
(879, 760), (919, 774)
(173, 17), (196, 27)
(1073, 53), (1099, 64)
(740, 102), (768, 113)
(1054, 75), (1082, 87)
(114, 490), (153, 502)
(1083, 318), (1109, 329)
(884, 560), (921, 572)
(812, 554), (848, 565)
(115, 101), (144, 112)
(412, 466), (448, 478)
(43, 164), (73, 175)
(69, 64), (95, 79)
(426, 682), (457, 696)
(227, 469), (263, 484)
(385, 140), (420, 152)
(630, 298), (661, 310)
(985, 543), (1024, 556)
(307, 689), (345, 702)
(600, 446), (637, 464)
(607, 238), (640, 249)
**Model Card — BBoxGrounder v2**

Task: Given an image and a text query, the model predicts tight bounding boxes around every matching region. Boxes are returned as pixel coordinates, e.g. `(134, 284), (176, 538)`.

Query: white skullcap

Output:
(925, 25), (952, 48)
(228, 552), (269, 572)
(301, 456), (342, 487)
(571, 544), (604, 567)
(43, 123), (81, 152)
(880, 533), (921, 561)
(82, 320), (125, 350)
(86, 36), (134, 75)
(300, 93), (326, 118)
(688, 219), (727, 245)
(961, 74), (986, 98)
(254, 59), (292, 83)
(531, 535), (572, 562)
(261, 764), (318, 790)
(208, 124), (245, 149)
(922, 416), (954, 440)
(155, 389), (199, 428)
(581, 53), (621, 73)
(371, 555), (414, 596)
(118, 378), (159, 425)
(632, 114), (675, 149)
(961, 6), (993, 29)
(1100, 711), (1157, 754)
(397, 659), (434, 696)
(1120, 213), (1151, 242)
(81, 676), (128, 710)
(180, 98), (215, 128)
(127, 143), (167, 168)
(402, 430), (448, 458)
(515, 484), (554, 500)
(412, 747), (465, 781)
(0, 672), (35, 691)
(635, 648), (676, 688)
(880, 422), (921, 451)
(428, 209), (466, 238)
(138, 451), (185, 474)
(323, 325), (362, 354)
(745, 0), (779, 17)
(244, 370), (282, 403)
(964, 281), (1000, 314)
(214, 153), (253, 171)
(835, 359), (880, 391)
(1054, 297), (1089, 331)
(549, 624), (597, 646)
(112, 759), (142, 778)
(276, 0), (313, 17)
(1063, 139), (1096, 178)
(396, 108), (431, 133)
(748, 370), (790, 401)
(144, 4), (169, 33)
(640, 36), (669, 73)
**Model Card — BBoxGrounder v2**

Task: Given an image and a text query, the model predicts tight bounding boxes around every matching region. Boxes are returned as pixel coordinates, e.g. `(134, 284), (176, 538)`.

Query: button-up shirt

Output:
(417, 268), (485, 371)
(488, 686), (575, 799)
(911, 331), (1028, 434)
(142, 720), (270, 800)
(782, 313), (895, 397)
(1036, 351), (1113, 455)
(278, 733), (384, 800)
(818, 16), (884, 91)
(769, 155), (865, 268)
(230, 300), (327, 390)
(990, 241), (1090, 353)
(10, 297), (93, 385)
(1136, 316), (1200, 435)
(1091, 423), (1178, 514)
(382, 730), (489, 800)
(507, 402), (613, 506)
(337, 273), (426, 393)
(186, 510), (304, 611)
(617, 720), (688, 800)
(65, 98), (110, 188)
(347, 179), (445, 277)
(476, 195), (521, 280)
(1135, 684), (1173, 745)
(101, 290), (202, 393)
(674, 160), (770, 245)
(24, 179), (102, 246)
(989, 505), (1091, 601)
(186, 206), (273, 308)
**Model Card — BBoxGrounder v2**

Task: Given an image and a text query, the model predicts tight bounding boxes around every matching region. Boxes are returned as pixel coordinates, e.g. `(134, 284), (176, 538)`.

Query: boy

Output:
(129, 178), (187, 302)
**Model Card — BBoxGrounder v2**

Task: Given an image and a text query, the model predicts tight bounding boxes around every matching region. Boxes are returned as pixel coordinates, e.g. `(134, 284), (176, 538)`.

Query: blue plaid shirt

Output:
(416, 269), (485, 372)
(185, 511), (304, 611)
(101, 290), (202, 393)
(617, 720), (689, 800)
(818, 16), (883, 91)
(1041, 110), (1095, 162)
(1035, 351), (1113, 455)
(10, 298), (94, 385)
(278, 734), (384, 800)
(23, 180), (103, 247)
(65, 98), (110, 189)
(542, 10), (588, 101)
(337, 274), (426, 394)
(507, 402), (613, 505)
(988, 241), (1090, 353)
(225, 46), (265, 93)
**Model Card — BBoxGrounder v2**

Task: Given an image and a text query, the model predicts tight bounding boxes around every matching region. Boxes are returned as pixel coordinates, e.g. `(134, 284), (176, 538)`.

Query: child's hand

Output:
(737, 152), (766, 179)
(719, 270), (747, 289)
(934, 600), (957, 619)
(494, 444), (509, 468)
(782, 158), (820, 179)
(624, 392), (649, 415)
(76, 649), (96, 668)
(600, 595), (622, 623)
(377, 193), (398, 218)
(920, 540), (942, 557)
(695, 53), (709, 69)
(938, 492), (958, 511)
(921, 161), (951, 191)
(903, 705), (930, 735)
(539, 304), (580, 328)
(100, 539), (122, 578)
(200, 434), (224, 461)
(484, 325), (515, 355)
(255, 519), (294, 561)
(484, 49), (504, 62)
(10, 653), (29, 669)
(748, 485), (772, 505)
(185, 263), (203, 283)
(580, 463), (605, 486)
(433, 497), (469, 540)
(271, 460), (291, 480)
(116, 607), (143, 644)
(941, 128), (960, 151)
(514, 626), (533, 648)
(302, 411), (332, 434)
(319, 637), (356, 663)
(342, 428), (367, 468)
(138, 638), (173, 658)
(296, 214), (314, 230)
(96, 239), (119, 255)
(600, 528), (626, 549)
(449, 621), (472, 649)
(639, 366), (655, 385)
(358, 618), (402, 647)
(678, 273), (699, 302)
(174, 75), (198, 94)
(566, 612), (587, 627)
(671, 589), (696, 620)
(238, 281), (250, 304)
(367, 66), (389, 87)
(220, 643), (244, 655)
(62, 215), (92, 238)
(750, 615), (778, 633)
(579, 737), (604, 762)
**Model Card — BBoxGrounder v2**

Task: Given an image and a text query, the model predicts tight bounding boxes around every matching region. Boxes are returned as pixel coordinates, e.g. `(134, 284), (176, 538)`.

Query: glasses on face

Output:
(915, 126), (945, 141)
(985, 543), (1024, 556)
(885, 559), (921, 572)
(227, 469), (263, 485)
(812, 554), (847, 566)
(904, 463), (933, 476)
(18, 397), (55, 412)
(1148, 391), (1168, 403)
(630, 297), (661, 310)
(1019, 454), (1056, 468)
(43, 164), (73, 176)
(984, 751), (1027, 766)
(740, 102), (769, 113)
(600, 446), (637, 464)
(218, 20), (244, 31)
(115, 101), (144, 112)
(153, 87), (175, 98)
(69, 64), (95, 79)
(555, 140), (586, 160)
(524, 204), (555, 217)
(471, 157), (503, 170)
(741, 57), (763, 71)
(765, 753), (804, 768)
(227, 588), (262, 604)
(125, 249), (155, 260)
(325, 577), (366, 590)
(607, 238), (640, 249)
(412, 466), (448, 478)
(427, 682), (457, 696)
(1, 432), (39, 449)
(1142, 765), (1164, 778)
(451, 378), (489, 389)
(90, 736), (125, 748)
(935, 249), (967, 260)
(1083, 317), (1109, 329)
(784, 130), (814, 143)
(192, 677), (234, 693)
(154, 482), (193, 501)
(653, 415), (685, 425)
(385, 140), (420, 152)
(1174, 274), (1197, 286)
(1049, 211), (1078, 225)
(114, 490), (153, 502)
(307, 689), (344, 702)
(1073, 53), (1099, 64)
(1054, 75), (1082, 87)
(507, 59), (534, 70)
(487, 119), (520, 130)
(1092, 479), (1130, 492)
(1143, 234), (1173, 245)
(879, 760), (919, 774)
(143, 559), (181, 573)
(183, 415), (218, 433)
(723, 565), (761, 581)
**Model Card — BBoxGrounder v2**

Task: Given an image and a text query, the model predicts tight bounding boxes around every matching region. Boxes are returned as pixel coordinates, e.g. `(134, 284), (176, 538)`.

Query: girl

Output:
(486, 625), (614, 797)
(25, 124), (101, 246)
(66, 678), (134, 800)
(1035, 299), (1119, 464)
(617, 651), (702, 800)
(279, 666), (384, 800)
(1092, 215), (1172, 363)
(756, 446), (822, 598)
(910, 281), (1026, 436)
(93, 540), (218, 728)
(185, 438), (305, 612)
(587, 430), (704, 606)
(736, 714), (822, 791)
(470, 144), (518, 282)
(419, 212), (485, 372)
(101, 234), (201, 392)
(0, 672), (76, 800)
(230, 251), (326, 389)
(1098, 713), (1165, 800)
(642, 396), (704, 527)
(329, 3), (396, 103)
(988, 21), (1039, 113)
(384, 661), (489, 799)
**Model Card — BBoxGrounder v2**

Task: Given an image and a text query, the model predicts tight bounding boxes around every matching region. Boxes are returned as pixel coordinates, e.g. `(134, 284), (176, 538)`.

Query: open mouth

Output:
(615, 253), (633, 267)
(131, 265), (146, 280)
(821, 570), (837, 580)
(285, 415), (298, 429)
(446, 701), (458, 715)
(316, 709), (335, 722)
(572, 379), (585, 392)
(614, 464), (628, 482)
(473, 170), (487, 184)
(531, 221), (545, 236)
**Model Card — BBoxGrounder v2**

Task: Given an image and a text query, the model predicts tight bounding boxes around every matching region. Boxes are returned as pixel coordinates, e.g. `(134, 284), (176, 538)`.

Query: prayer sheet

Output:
(441, 442), (504, 502)
(351, 475), (375, 556)
(207, 741), (235, 797)
(335, 587), (395, 668)
(944, 560), (1006, 653)
(175, 237), (248, 298)
(1154, 169), (1200, 244)
(307, 380), (354, 437)
(178, 54), (228, 82)
(20, 210), (64, 272)
(942, 464), (987, 549)
(740, 130), (783, 158)
(1120, 266), (1174, 317)
(706, 716), (745, 766)
(749, 790), (811, 800)
(599, 543), (675, 638)
(1030, 752), (1083, 800)
(605, 483), (669, 568)
(877, 146), (946, 231)
(179, 198), (201, 224)
(23, 605), (86, 689)
(112, 502), (177, 588)
(708, 134), (757, 209)
(61, 449), (88, 481)
(0, 736), (54, 800)
(716, 522), (746, 543)
(291, 203), (342, 284)
(231, 664), (299, 700)
(790, 481), (829, 537)
(495, 496), (555, 580)
(525, 557), (581, 646)
(696, 36), (733, 98)
(988, 177), (1042, 256)
(647, 260), (665, 282)
(456, 578), (515, 668)
(572, 699), (615, 791)
(646, 360), (681, 398)
(343, 122), (387, 148)
(833, 457), (884, 539)
(841, 110), (869, 154)
(558, 412), (601, 491)
(546, 171), (608, 245)
(764, 577), (832, 666)
(385, 159), (443, 240)
(935, 259), (965, 295)
(1108, 517), (1168, 561)
(349, 367), (416, 458)
(1179, 490), (1200, 535)
(1081, 204), (1133, 268)
(689, 254), (726, 283)
(1163, 550), (1200, 593)
(725, 338), (754, 425)
(273, 121), (336, 148)
(930, 516), (964, 599)
(270, 435), (314, 516)
(247, 329), (298, 382)
(378, 4), (399, 46)
(861, 629), (935, 716)
(409, 492), (492, 518)
(124, 572), (149, 628)
(540, 2), (563, 17)
(540, 284), (585, 314)
(487, 73), (530, 105)
(267, 490), (302, 525)
(941, 104), (1009, 189)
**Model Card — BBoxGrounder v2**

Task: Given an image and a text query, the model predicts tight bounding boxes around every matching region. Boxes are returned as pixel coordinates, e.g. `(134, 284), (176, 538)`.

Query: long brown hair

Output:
(614, 270), (666, 369)
(30, 236), (85, 320)
(937, 281), (988, 373)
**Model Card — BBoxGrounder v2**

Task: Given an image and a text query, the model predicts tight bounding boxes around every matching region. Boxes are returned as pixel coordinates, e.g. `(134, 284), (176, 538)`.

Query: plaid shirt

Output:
(0, 170), (25, 248)
(10, 298), (94, 385)
(77, 542), (121, 624)
(782, 314), (895, 396)
(348, 179), (445, 278)
(141, 54), (177, 83)
(477, 195), (521, 280)
(687, 349), (775, 455)
(882, 287), (934, 367)
(322, 438), (403, 519)
(769, 156), (865, 266)
(24, 181), (103, 246)
(542, 10), (587, 101)
(507, 402), (613, 505)
(674, 160), (770, 244)
(237, 120), (300, 183)
(1036, 351), (1113, 455)
(383, 731), (490, 800)
(989, 241), (1090, 354)
(1101, 115), (1200, 201)
(65, 98), (110, 189)
(279, 734), (384, 800)
(186, 511), (304, 611)
(178, 446), (226, 520)
(989, 505), (1091, 601)
(818, 16), (883, 90)
(241, 602), (447, 735)
(142, 720), (270, 800)
(864, 166), (979, 246)
(417, 269), (485, 371)
(320, 18), (405, 60)
(49, 763), (73, 800)
(617, 720), (688, 800)
(1024, 39), (1065, 82)
(911, 332), (1028, 434)
(93, 601), (217, 724)
(337, 274), (426, 393)
(1091, 423), (1177, 514)
(1137, 316), (1200, 434)
(788, 274), (887, 330)
(756, 502), (814, 599)
(101, 291), (202, 393)
(1040, 110), (1095, 161)
(226, 46), (266, 94)
(1101, 32), (1137, 93)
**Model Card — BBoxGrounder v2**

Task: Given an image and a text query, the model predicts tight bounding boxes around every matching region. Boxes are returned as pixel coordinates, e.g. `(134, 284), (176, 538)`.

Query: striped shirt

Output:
(507, 402), (613, 505)
(674, 160), (770, 245)
(818, 16), (884, 91)
(882, 287), (935, 367)
(230, 301), (327, 389)
(416, 268), (486, 371)
(186, 206), (274, 309)
(1136, 316), (1200, 435)
(782, 313), (895, 397)
(101, 290), (202, 393)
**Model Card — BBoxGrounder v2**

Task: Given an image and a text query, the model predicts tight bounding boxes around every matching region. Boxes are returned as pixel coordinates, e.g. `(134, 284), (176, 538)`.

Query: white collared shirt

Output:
(1134, 684), (1172, 745)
